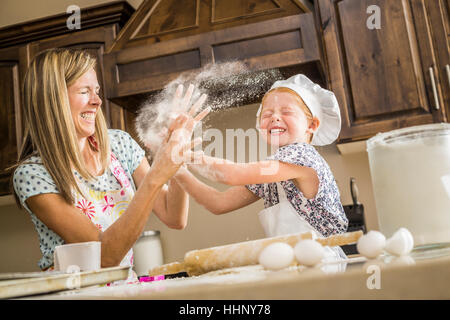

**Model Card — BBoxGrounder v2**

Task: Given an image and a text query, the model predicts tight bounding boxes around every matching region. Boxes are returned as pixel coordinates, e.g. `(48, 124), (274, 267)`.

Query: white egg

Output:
(293, 240), (325, 267)
(385, 228), (414, 256)
(357, 230), (386, 259)
(258, 242), (294, 270)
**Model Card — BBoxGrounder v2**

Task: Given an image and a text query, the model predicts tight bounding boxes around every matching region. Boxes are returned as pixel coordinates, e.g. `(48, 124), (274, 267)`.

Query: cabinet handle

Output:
(429, 67), (440, 110)
(446, 64), (450, 87)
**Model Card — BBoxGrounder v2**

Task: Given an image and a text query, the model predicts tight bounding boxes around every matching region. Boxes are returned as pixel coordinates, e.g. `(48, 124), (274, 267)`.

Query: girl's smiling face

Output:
(259, 89), (318, 146)
(67, 68), (102, 140)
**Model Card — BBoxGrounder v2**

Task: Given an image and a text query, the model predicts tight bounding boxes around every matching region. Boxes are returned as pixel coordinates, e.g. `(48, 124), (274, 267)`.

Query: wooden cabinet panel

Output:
(111, 0), (310, 50)
(425, 0), (450, 120)
(105, 13), (323, 113)
(339, 0), (427, 118)
(316, 0), (447, 142)
(0, 46), (28, 195)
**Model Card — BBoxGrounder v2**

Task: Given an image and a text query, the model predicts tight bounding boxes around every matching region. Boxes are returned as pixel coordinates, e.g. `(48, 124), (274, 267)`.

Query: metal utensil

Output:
(342, 178), (366, 255)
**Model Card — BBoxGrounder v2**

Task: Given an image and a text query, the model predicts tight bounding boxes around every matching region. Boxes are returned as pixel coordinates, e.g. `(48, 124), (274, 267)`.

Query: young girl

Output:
(174, 74), (349, 265)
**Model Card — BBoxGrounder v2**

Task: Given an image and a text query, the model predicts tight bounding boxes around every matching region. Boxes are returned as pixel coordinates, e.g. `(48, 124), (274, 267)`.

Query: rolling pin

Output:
(148, 230), (363, 276)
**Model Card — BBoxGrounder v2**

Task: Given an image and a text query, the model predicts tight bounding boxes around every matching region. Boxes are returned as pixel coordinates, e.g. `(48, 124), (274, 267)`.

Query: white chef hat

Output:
(256, 74), (341, 146)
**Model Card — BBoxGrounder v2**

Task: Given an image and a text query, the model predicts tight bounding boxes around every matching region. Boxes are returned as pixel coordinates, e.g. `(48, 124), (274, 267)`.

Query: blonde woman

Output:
(11, 48), (208, 277)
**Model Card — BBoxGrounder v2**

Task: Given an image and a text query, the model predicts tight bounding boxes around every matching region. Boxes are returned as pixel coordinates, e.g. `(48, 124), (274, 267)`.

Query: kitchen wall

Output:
(0, 202), (42, 272)
(0, 0), (379, 272)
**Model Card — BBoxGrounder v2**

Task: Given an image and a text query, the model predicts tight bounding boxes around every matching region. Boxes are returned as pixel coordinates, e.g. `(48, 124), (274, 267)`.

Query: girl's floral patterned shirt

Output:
(246, 142), (348, 237)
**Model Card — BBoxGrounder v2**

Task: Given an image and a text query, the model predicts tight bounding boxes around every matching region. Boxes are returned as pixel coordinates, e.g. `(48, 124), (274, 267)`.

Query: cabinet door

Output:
(317, 0), (446, 142)
(28, 26), (123, 130)
(0, 46), (29, 195)
(425, 0), (450, 120)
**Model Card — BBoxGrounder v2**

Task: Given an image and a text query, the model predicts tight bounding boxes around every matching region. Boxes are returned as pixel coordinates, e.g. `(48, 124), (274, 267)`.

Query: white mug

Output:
(54, 241), (101, 272)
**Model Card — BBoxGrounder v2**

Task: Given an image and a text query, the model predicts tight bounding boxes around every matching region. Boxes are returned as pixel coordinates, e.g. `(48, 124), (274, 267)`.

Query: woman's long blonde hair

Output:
(11, 48), (110, 207)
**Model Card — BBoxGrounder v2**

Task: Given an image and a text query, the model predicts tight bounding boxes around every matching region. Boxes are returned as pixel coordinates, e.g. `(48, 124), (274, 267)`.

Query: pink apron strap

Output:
(88, 135), (131, 189)
(110, 152), (131, 189)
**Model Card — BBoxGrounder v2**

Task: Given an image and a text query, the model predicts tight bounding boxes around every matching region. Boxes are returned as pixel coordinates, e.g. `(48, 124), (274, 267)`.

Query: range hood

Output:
(103, 0), (324, 113)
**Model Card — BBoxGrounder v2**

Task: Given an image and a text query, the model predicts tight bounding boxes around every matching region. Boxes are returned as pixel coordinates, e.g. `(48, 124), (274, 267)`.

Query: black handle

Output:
(350, 177), (360, 205)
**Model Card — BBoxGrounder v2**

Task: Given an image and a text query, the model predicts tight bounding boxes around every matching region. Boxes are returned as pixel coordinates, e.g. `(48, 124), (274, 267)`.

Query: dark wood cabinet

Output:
(0, 45), (29, 195)
(0, 2), (134, 196)
(103, 1), (321, 114)
(425, 0), (450, 124)
(316, 0), (449, 143)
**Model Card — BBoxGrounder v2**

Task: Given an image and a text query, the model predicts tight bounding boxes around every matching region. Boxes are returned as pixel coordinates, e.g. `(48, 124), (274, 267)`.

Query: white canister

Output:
(132, 230), (164, 277)
(367, 123), (450, 247)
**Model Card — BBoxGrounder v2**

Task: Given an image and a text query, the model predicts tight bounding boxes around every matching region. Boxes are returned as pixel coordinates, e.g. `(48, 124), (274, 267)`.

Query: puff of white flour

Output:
(258, 242), (294, 270)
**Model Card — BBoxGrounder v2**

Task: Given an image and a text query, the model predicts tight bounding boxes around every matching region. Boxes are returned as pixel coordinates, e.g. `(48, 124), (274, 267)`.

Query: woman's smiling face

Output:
(259, 90), (311, 146)
(67, 68), (102, 140)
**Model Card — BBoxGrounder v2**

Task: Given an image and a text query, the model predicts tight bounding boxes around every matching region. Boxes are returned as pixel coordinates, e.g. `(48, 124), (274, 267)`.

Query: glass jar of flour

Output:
(367, 123), (450, 248)
(133, 230), (164, 277)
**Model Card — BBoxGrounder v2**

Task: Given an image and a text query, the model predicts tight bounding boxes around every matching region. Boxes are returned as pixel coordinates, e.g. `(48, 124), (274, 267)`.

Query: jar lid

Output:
(366, 123), (450, 151)
(141, 230), (160, 237)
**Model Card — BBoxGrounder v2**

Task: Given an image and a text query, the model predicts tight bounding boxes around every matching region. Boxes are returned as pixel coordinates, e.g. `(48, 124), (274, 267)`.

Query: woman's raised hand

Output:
(149, 84), (210, 185)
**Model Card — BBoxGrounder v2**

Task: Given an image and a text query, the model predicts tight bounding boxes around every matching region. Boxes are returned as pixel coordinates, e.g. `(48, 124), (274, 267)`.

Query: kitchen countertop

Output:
(25, 244), (450, 300)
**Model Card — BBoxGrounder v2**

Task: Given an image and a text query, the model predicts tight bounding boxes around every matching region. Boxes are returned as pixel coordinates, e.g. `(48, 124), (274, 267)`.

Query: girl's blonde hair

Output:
(260, 87), (314, 143)
(11, 48), (110, 207)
